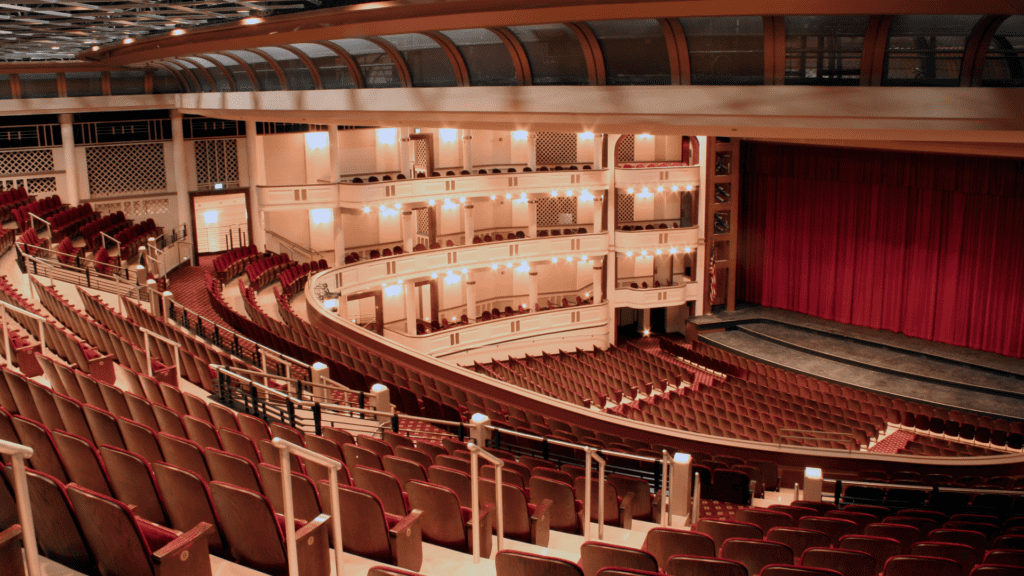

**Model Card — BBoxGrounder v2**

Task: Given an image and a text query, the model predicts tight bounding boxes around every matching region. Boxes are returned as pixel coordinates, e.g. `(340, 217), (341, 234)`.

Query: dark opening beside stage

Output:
(689, 305), (1024, 420)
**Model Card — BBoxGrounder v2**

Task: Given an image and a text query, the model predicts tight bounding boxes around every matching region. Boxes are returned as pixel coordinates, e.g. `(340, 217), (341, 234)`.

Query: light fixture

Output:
(643, 329), (650, 336)
(170, 28), (185, 36)
(684, 247), (691, 253)
(641, 250), (647, 256)
(491, 263), (498, 270)
(122, 38), (134, 45)
(579, 132), (594, 140)
(506, 262), (513, 268)
(428, 199), (435, 206)
(580, 189), (593, 201)
(305, 132), (328, 150)
(461, 268), (468, 274)
(310, 208), (332, 225)
(581, 255), (588, 261)
(459, 197), (466, 203)
(566, 256), (573, 262)
(552, 257), (558, 263)
(686, 185), (693, 191)
(566, 190), (573, 197)
(512, 130), (528, 141)
(241, 16), (263, 25)
(627, 188), (634, 195)
(490, 195), (496, 200)
(626, 251), (633, 257)
(656, 249), (662, 255)
(431, 273), (438, 279)
(91, 46), (99, 52)
(671, 185), (678, 192)
(505, 194), (512, 200)
(203, 210), (218, 225)
(439, 128), (458, 143)
(362, 206), (371, 213)
(657, 186), (664, 192)
(550, 191), (558, 197)
(670, 247), (677, 254)
(51, 45), (59, 50)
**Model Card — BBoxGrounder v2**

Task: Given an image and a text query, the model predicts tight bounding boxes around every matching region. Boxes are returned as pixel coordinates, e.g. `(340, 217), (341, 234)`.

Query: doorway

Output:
(192, 190), (250, 254)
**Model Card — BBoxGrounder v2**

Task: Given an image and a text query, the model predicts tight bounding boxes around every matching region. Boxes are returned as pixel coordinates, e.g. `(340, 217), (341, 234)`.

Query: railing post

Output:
(370, 383), (391, 425)
(669, 452), (692, 526)
(470, 413), (490, 448)
(286, 398), (296, 428)
(584, 448), (593, 540)
(312, 403), (322, 436)
(803, 467), (823, 502)
(4, 442), (40, 576)
(277, 441), (300, 576)
(660, 452), (670, 527)
(162, 291), (173, 321)
(691, 472), (701, 525)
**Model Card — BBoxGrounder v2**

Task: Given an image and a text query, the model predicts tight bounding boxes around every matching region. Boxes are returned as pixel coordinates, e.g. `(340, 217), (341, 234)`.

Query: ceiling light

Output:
(241, 16), (262, 25)
(122, 38), (134, 45)
(91, 46), (99, 52)
(170, 28), (185, 36)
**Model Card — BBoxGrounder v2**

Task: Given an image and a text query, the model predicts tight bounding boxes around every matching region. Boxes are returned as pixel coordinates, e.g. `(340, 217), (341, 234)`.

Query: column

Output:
(465, 272), (477, 321)
(461, 129), (473, 172)
(404, 282), (418, 334)
(169, 111), (190, 240)
(605, 251), (617, 308)
(58, 114), (80, 207)
(463, 203), (474, 243)
(593, 133), (604, 170)
(592, 258), (603, 303)
(334, 207), (345, 265)
(527, 199), (537, 237)
(244, 119), (266, 250)
(593, 194), (604, 233)
(328, 124), (342, 182)
(402, 209), (416, 252)
(528, 270), (539, 312)
(399, 128), (411, 178)
(527, 132), (537, 170)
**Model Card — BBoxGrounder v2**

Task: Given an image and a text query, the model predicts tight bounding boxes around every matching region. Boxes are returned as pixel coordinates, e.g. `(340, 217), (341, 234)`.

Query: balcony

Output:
(383, 303), (610, 357)
(614, 164), (700, 191)
(614, 282), (699, 308)
(615, 226), (699, 252)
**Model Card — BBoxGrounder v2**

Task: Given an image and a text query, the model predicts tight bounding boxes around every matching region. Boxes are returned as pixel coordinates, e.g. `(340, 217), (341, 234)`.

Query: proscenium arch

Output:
(247, 48), (290, 90)
(187, 55), (237, 91)
(659, 18), (691, 85)
(421, 31), (470, 87)
(487, 27), (532, 86)
(361, 37), (413, 87)
(313, 41), (364, 88)
(277, 45), (324, 90)
(216, 51), (262, 91)
(961, 15), (1010, 87)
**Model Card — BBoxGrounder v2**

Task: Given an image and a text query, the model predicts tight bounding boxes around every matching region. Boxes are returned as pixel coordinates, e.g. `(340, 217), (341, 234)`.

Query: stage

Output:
(689, 305), (1024, 419)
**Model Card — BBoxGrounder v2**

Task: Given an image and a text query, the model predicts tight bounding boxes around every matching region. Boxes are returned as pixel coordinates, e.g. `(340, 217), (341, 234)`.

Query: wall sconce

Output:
(203, 210), (218, 225)
(305, 132), (328, 151)
(377, 128), (397, 146)
(579, 132), (594, 140)
(439, 128), (458, 143)
(310, 208), (332, 225)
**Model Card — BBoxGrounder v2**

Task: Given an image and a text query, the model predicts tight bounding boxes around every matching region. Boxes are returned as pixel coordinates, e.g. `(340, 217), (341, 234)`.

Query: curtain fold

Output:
(740, 142), (1024, 359)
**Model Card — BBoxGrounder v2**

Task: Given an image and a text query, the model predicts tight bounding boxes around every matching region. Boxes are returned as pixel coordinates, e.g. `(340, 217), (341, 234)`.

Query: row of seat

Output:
(619, 162), (690, 168)
(15, 226), (49, 256)
(618, 223), (682, 230)
(0, 185), (30, 222)
(48, 203), (99, 243)
(278, 259), (329, 299)
(0, 227), (14, 256)
(856, 469), (1024, 490)
(56, 236), (81, 265)
(92, 247), (119, 276)
(244, 252), (292, 291)
(212, 244), (259, 283)
(13, 194), (63, 232)
(112, 218), (162, 260)
(472, 230), (529, 243)
(80, 210), (131, 252)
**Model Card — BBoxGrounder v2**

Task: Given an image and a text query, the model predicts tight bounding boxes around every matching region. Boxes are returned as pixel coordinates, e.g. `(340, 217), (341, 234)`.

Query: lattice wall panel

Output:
(537, 197), (577, 227)
(416, 207), (430, 235)
(616, 192), (635, 222)
(92, 197), (170, 218)
(415, 140), (429, 172)
(0, 149), (54, 175)
(617, 135), (635, 163)
(26, 177), (56, 195)
(86, 143), (167, 196)
(537, 132), (577, 165)
(195, 139), (239, 189)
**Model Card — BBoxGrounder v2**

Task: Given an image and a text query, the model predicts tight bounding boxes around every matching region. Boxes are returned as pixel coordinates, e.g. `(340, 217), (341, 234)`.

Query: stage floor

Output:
(691, 305), (1024, 419)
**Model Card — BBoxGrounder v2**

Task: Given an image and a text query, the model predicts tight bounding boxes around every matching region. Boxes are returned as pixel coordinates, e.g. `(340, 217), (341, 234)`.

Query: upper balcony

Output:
(614, 163), (700, 192)
(615, 226), (699, 252)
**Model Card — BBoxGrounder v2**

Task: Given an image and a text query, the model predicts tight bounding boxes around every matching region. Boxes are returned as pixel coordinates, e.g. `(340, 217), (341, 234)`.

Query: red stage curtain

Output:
(739, 142), (1024, 359)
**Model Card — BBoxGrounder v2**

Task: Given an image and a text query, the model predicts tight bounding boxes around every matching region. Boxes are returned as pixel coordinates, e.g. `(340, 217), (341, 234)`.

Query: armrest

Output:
(465, 503), (493, 559)
(530, 499), (552, 548)
(0, 524), (21, 546)
(0, 525), (23, 576)
(152, 522), (213, 576)
(295, 514), (331, 576)
(389, 509), (423, 572)
(618, 492), (635, 530)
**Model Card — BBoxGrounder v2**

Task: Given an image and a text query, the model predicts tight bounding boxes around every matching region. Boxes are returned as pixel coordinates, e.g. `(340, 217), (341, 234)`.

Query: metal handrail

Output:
(141, 327), (180, 378)
(270, 438), (344, 576)
(583, 446), (606, 540)
(1, 439), (39, 576)
(266, 230), (323, 263)
(831, 478), (1024, 496)
(99, 230), (120, 254)
(468, 443), (503, 563)
(691, 471), (702, 525)
(1, 299), (48, 367)
(28, 212), (50, 237)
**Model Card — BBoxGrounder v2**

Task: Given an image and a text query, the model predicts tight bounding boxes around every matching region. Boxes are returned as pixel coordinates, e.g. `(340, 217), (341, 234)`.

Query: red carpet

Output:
(869, 430), (914, 454)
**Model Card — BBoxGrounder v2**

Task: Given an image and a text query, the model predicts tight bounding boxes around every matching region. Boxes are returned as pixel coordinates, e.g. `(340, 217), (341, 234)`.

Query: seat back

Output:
(183, 416), (222, 450)
(529, 476), (581, 534)
(217, 428), (261, 466)
(207, 403), (239, 432)
(257, 462), (322, 521)
(496, 550), (583, 576)
(354, 465), (409, 516)
(480, 478), (536, 542)
(693, 519), (764, 554)
(205, 448), (263, 493)
(406, 480), (473, 553)
(736, 508), (796, 532)
(643, 528), (715, 566)
(839, 535), (905, 570)
(761, 567), (846, 576)
(608, 474), (653, 521)
(152, 462), (227, 556)
(98, 445), (168, 525)
(22, 468), (95, 572)
(209, 481), (287, 573)
(12, 415), (69, 482)
(66, 484), (165, 576)
(156, 432), (210, 481)
(82, 404), (125, 451)
(664, 554), (748, 576)
(721, 538), (794, 576)
(236, 413), (272, 442)
(767, 527), (831, 561)
(343, 443), (384, 471)
(882, 555), (964, 576)
(383, 455), (428, 489)
(802, 547), (876, 576)
(51, 429), (113, 496)
(711, 469), (751, 505)
(799, 516), (859, 546)
(864, 523), (922, 553)
(910, 542), (977, 574)
(926, 529), (988, 557)
(580, 542), (657, 576)
(117, 418), (164, 465)
(428, 465), (473, 507)
(325, 484), (396, 564)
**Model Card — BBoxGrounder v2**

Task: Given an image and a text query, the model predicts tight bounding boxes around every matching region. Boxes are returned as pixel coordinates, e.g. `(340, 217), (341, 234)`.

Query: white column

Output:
(462, 129), (473, 172)
(463, 203), (474, 243)
(605, 251), (617, 309)
(527, 132), (537, 170)
(592, 259), (603, 303)
(593, 194), (604, 233)
(334, 208), (345, 265)
(527, 199), (537, 237)
(58, 114), (80, 207)
(169, 111), (190, 239)
(399, 128), (412, 178)
(593, 133), (604, 170)
(402, 209), (416, 252)
(694, 242), (705, 316)
(245, 119), (266, 250)
(404, 283), (418, 333)
(466, 273), (477, 321)
(528, 270), (539, 312)
(328, 124), (342, 182)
